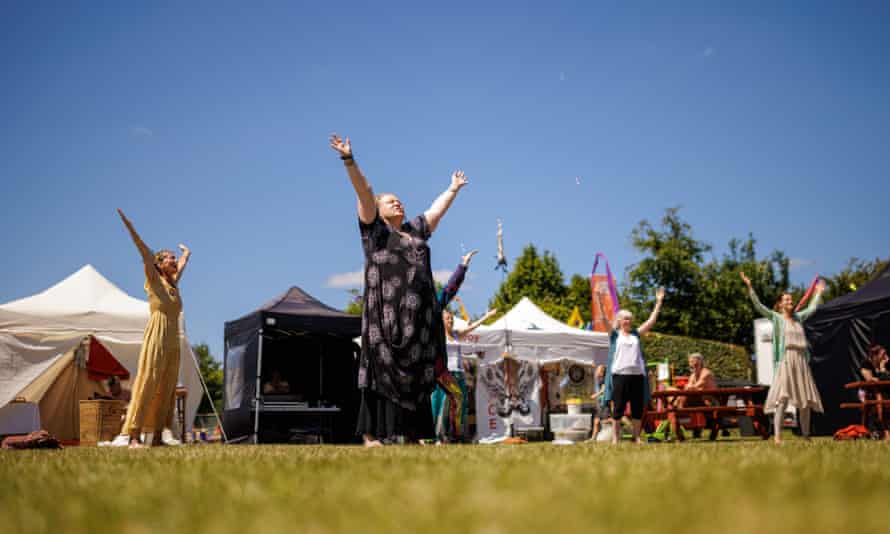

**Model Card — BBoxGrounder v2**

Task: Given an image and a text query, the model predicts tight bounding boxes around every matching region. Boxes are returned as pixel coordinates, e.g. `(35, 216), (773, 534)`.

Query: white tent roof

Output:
(484, 297), (595, 333)
(0, 265), (147, 334)
(0, 265), (201, 432)
(467, 297), (610, 364)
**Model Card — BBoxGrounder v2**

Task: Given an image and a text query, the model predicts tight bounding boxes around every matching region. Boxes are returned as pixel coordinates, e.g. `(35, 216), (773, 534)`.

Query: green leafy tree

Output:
(622, 208), (795, 348)
(623, 207), (711, 336)
(696, 237), (796, 348)
(823, 257), (889, 301)
(193, 343), (223, 414)
(344, 289), (362, 316)
(565, 274), (592, 325)
(489, 244), (571, 322)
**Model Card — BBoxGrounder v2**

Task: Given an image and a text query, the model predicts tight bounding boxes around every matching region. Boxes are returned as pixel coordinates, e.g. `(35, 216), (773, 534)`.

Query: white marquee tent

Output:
(449, 297), (610, 441)
(0, 265), (202, 435)
(459, 297), (610, 365)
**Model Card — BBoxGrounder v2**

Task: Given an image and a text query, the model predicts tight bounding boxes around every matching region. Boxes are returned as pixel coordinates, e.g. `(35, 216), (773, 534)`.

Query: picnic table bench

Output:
(840, 380), (890, 427)
(646, 387), (770, 440)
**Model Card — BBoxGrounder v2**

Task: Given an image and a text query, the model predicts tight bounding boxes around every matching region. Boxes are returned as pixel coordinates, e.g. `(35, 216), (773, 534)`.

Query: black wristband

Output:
(340, 154), (354, 161)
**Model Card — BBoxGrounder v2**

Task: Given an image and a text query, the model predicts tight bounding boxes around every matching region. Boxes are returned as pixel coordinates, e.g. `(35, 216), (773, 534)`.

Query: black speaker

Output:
(737, 416), (757, 436)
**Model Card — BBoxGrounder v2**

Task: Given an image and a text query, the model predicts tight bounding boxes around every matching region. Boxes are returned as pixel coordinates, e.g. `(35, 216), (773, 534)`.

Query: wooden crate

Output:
(79, 400), (126, 445)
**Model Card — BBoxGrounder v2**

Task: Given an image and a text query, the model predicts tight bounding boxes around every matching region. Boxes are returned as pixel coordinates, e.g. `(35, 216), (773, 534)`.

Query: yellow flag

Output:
(567, 306), (584, 328)
(454, 296), (470, 322)
(459, 302), (470, 322)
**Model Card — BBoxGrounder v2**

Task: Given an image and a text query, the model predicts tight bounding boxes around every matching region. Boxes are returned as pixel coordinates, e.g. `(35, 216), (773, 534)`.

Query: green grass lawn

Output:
(2, 437), (889, 534)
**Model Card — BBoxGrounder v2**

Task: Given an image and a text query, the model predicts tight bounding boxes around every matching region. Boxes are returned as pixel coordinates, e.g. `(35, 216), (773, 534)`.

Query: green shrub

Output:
(642, 331), (752, 381)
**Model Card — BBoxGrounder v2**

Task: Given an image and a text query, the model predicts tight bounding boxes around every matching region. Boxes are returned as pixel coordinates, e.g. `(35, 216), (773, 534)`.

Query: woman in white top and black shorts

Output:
(601, 288), (665, 444)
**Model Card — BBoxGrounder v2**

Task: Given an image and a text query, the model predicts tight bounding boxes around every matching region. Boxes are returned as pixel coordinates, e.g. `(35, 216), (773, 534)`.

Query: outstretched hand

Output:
(655, 287), (666, 302)
(449, 170), (468, 193)
(117, 208), (135, 230)
(116, 208), (151, 264)
(461, 249), (479, 266)
(739, 271), (752, 289)
(815, 279), (826, 294)
(329, 133), (352, 158)
(483, 308), (497, 319)
(178, 243), (190, 256)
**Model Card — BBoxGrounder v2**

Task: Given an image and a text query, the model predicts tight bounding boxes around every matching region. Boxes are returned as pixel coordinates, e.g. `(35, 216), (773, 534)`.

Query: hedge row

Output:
(641, 332), (752, 381)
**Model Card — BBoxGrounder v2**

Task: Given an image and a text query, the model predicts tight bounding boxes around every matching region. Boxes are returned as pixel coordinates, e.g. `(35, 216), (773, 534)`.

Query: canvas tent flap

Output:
(12, 337), (115, 441)
(0, 265), (202, 432)
(17, 351), (75, 402)
(0, 333), (77, 408)
(17, 336), (127, 400)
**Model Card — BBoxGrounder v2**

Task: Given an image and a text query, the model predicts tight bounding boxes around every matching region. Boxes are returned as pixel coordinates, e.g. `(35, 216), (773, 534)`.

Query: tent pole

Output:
(319, 339), (324, 403)
(186, 343), (229, 444)
(253, 327), (264, 444)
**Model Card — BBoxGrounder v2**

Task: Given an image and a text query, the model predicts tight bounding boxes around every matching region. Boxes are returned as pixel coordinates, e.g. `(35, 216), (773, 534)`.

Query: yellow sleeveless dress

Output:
(121, 272), (182, 434)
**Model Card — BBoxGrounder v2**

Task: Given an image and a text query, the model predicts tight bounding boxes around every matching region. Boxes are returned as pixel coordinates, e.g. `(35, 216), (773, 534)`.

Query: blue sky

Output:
(2, 1), (889, 360)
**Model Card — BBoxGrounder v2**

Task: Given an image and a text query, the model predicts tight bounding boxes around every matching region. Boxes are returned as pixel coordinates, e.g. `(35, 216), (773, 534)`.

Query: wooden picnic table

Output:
(646, 386), (770, 440)
(841, 380), (890, 428)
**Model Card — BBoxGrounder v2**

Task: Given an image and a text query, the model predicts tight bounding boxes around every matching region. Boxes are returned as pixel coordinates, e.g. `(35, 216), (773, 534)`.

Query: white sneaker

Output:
(161, 428), (182, 446)
(103, 434), (131, 447)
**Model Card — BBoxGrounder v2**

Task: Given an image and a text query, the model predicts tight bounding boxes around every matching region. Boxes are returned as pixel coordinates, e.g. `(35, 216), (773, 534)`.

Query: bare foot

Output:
(128, 441), (145, 449)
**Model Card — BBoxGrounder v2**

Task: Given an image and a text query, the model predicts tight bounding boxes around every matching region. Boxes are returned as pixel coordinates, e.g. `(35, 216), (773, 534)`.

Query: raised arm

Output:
(173, 244), (191, 283)
(861, 366), (877, 382)
(637, 288), (665, 335)
(117, 209), (155, 279)
(424, 170), (468, 234)
(456, 309), (497, 339)
(740, 271), (774, 319)
(438, 264), (467, 308)
(795, 280), (825, 322)
(437, 250), (478, 307)
(330, 134), (376, 224)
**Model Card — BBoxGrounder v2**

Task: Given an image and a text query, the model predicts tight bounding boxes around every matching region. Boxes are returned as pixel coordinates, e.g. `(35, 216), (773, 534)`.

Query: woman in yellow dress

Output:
(116, 209), (190, 448)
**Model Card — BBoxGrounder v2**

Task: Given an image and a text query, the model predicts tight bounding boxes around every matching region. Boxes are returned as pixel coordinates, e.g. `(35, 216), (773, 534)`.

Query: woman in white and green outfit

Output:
(740, 272), (825, 443)
(601, 288), (665, 445)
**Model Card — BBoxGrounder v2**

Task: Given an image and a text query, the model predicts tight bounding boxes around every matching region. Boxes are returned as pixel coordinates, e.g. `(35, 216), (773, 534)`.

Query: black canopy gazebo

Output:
(223, 287), (361, 443)
(807, 264), (890, 435)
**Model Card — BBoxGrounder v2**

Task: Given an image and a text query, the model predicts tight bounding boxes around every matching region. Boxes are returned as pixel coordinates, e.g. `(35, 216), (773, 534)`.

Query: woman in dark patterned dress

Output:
(330, 134), (468, 447)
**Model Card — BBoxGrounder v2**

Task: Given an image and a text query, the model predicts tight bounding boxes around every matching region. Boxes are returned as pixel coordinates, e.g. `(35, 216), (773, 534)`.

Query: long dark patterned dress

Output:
(356, 213), (445, 441)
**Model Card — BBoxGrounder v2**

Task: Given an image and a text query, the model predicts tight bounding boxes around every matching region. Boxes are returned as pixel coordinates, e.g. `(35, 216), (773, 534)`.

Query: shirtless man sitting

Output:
(670, 353), (717, 440)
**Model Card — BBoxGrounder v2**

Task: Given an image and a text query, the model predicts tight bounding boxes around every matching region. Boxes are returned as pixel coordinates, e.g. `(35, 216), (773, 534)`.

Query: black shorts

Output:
(611, 374), (645, 420)
(593, 402), (611, 420)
